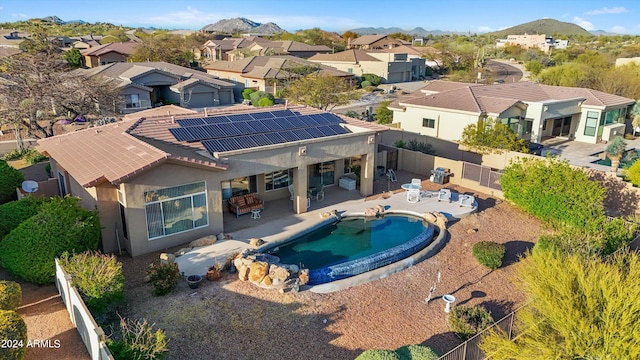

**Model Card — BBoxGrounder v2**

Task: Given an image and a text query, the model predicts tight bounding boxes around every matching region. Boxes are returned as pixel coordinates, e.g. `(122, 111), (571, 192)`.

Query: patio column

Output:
(294, 166), (309, 214)
(360, 152), (374, 196)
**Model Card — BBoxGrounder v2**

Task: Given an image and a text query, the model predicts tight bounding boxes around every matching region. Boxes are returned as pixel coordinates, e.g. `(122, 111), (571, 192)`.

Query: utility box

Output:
(430, 167), (451, 185)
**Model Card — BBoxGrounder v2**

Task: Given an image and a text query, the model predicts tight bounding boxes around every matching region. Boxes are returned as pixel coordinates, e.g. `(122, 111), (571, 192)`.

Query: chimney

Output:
(204, 108), (208, 116)
(284, 99), (288, 109)
(171, 116), (175, 124)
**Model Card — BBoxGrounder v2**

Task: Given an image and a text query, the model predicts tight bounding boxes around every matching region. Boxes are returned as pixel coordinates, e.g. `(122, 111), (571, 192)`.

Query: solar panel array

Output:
(168, 109), (349, 153)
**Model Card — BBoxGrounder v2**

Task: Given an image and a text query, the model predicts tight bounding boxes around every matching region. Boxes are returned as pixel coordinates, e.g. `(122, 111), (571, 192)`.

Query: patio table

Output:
(400, 183), (421, 191)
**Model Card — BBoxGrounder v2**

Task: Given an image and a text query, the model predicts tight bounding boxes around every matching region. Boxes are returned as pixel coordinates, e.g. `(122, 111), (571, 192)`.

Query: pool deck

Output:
(175, 187), (477, 278)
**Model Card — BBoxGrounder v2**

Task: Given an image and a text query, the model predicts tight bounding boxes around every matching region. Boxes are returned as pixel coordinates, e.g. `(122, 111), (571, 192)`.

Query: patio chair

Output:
(406, 188), (420, 203)
(459, 194), (476, 208)
(387, 169), (397, 182)
(438, 189), (451, 203)
(308, 184), (325, 201)
(288, 184), (295, 200)
(411, 178), (422, 188)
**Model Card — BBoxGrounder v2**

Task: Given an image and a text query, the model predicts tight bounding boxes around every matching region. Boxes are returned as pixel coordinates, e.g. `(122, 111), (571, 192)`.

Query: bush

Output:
(624, 160), (640, 187)
(0, 310), (27, 360)
(147, 261), (181, 296)
(374, 100), (393, 124)
(393, 140), (406, 149)
(405, 138), (435, 155)
(0, 160), (24, 205)
(256, 97), (275, 107)
(22, 149), (48, 165)
(0, 197), (101, 284)
(395, 344), (440, 360)
(360, 80), (372, 88)
(0, 281), (22, 310)
(362, 73), (382, 86)
(344, 110), (360, 119)
(106, 316), (168, 360)
(355, 349), (401, 360)
(0, 197), (47, 240)
(249, 91), (275, 105)
(242, 88), (256, 100)
(448, 305), (494, 340)
(59, 251), (124, 314)
(2, 149), (25, 161)
(472, 241), (506, 270)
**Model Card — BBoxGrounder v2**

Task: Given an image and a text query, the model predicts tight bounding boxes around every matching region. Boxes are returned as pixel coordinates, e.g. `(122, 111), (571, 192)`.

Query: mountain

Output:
(201, 17), (282, 34)
(487, 18), (592, 37)
(348, 26), (457, 36)
(40, 16), (64, 24)
(590, 30), (619, 36)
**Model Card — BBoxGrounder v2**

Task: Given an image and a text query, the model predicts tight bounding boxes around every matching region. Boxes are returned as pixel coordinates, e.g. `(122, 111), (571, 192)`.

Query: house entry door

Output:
(552, 117), (571, 137)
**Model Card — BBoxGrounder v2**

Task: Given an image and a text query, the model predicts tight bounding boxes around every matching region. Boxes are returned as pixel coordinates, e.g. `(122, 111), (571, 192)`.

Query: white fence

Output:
(55, 259), (114, 360)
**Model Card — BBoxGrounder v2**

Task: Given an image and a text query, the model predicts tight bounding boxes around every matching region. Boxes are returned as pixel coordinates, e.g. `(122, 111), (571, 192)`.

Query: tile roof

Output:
(80, 42), (138, 56)
(39, 104), (384, 187)
(205, 55), (352, 78)
(394, 81), (635, 114)
(308, 49), (381, 63)
(350, 35), (388, 45)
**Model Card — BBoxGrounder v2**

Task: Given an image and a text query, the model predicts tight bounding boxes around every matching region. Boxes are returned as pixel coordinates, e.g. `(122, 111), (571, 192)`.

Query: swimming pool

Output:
(591, 149), (640, 167)
(266, 214), (435, 285)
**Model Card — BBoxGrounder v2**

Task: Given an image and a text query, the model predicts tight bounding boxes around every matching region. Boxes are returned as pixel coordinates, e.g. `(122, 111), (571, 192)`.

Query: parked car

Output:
(527, 142), (544, 156)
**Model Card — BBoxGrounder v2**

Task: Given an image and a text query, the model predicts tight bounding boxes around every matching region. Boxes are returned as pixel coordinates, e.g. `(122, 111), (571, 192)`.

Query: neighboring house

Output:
(0, 30), (28, 48)
(308, 49), (426, 83)
(38, 104), (386, 256)
(348, 34), (409, 50)
(494, 34), (566, 54)
(81, 42), (138, 68)
(615, 57), (640, 67)
(389, 80), (635, 145)
(81, 61), (236, 113)
(205, 55), (353, 95)
(196, 37), (331, 62)
(47, 36), (74, 48)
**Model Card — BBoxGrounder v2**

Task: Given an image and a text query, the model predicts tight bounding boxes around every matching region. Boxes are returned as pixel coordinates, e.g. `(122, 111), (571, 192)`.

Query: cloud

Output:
(585, 7), (628, 15)
(573, 17), (594, 30)
(11, 13), (28, 19)
(476, 26), (495, 33)
(610, 25), (626, 33)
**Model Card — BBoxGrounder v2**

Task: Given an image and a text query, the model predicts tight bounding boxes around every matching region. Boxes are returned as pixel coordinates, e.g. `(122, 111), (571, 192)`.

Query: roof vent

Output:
(171, 116), (175, 124)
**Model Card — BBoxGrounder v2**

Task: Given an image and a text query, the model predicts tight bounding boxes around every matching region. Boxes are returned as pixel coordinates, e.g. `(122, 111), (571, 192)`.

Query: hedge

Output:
(395, 344), (440, 360)
(355, 349), (401, 360)
(0, 281), (22, 310)
(0, 197), (47, 241)
(0, 160), (24, 205)
(0, 310), (27, 360)
(0, 197), (101, 284)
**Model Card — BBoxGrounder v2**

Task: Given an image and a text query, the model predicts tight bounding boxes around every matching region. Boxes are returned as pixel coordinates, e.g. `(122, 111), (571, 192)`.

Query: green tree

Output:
(130, 33), (194, 66)
(63, 48), (84, 68)
(0, 160), (24, 205)
(605, 136), (627, 173)
(388, 32), (412, 42)
(284, 74), (359, 111)
(459, 117), (528, 154)
(480, 249), (640, 360)
(374, 100), (393, 124)
(524, 60), (544, 77)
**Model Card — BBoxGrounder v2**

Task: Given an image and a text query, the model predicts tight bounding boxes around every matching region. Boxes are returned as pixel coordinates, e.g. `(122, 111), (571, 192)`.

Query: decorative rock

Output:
(174, 248), (192, 257)
(249, 238), (265, 247)
(249, 261), (269, 283)
(298, 269), (309, 286)
(224, 233), (233, 240)
(217, 233), (225, 241)
(321, 212), (332, 219)
(286, 264), (300, 273)
(262, 276), (272, 286)
(423, 212), (437, 223)
(375, 204), (385, 214)
(269, 265), (290, 283)
(364, 207), (377, 217)
(143, 275), (151, 283)
(159, 253), (175, 264)
(188, 236), (217, 248)
(467, 228), (478, 234)
(238, 266), (250, 281)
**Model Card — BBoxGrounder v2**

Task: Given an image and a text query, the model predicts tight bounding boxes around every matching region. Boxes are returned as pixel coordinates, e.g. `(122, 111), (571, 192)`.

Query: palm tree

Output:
(605, 136), (627, 173)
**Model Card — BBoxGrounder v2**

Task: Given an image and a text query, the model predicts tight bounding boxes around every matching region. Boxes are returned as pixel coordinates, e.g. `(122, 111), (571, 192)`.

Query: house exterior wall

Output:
(121, 87), (152, 113)
(392, 106), (479, 141)
(135, 72), (179, 86)
(97, 52), (127, 66)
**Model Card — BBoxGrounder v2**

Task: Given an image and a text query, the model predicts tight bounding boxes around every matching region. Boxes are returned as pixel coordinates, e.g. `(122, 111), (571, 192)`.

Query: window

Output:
(144, 182), (208, 240)
(348, 68), (353, 74)
(584, 111), (599, 136)
(344, 156), (362, 174)
(265, 169), (293, 191)
(58, 171), (67, 196)
(422, 118), (436, 128)
(124, 94), (140, 109)
(221, 176), (257, 200)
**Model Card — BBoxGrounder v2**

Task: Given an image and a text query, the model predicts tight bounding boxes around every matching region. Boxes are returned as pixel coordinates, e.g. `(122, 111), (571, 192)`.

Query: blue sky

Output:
(2, 0), (640, 34)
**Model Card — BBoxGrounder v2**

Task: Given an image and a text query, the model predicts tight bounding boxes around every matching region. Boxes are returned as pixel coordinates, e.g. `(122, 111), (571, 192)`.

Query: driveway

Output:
(485, 59), (529, 83)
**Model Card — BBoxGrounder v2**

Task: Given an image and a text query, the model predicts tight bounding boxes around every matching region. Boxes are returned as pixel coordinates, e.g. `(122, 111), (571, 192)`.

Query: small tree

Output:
(285, 73), (359, 111)
(623, 159), (640, 186)
(605, 136), (627, 173)
(63, 48), (84, 68)
(362, 73), (382, 86)
(460, 118), (528, 154)
(374, 100), (393, 124)
(0, 310), (27, 360)
(0, 281), (21, 310)
(242, 88), (256, 100)
(0, 160), (24, 205)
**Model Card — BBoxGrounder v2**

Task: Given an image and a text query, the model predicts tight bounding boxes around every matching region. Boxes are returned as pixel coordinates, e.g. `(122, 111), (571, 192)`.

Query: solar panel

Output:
(309, 114), (329, 125)
(291, 128), (314, 140)
(250, 111), (275, 120)
(187, 126), (209, 140)
(177, 118), (205, 127)
(233, 135), (260, 149)
(304, 127), (325, 138)
(215, 138), (244, 151)
(328, 124), (347, 134)
(227, 113), (254, 122)
(202, 124), (226, 138)
(317, 125), (337, 136)
(247, 134), (274, 146)
(280, 130), (300, 142)
(232, 121), (256, 135)
(217, 123), (243, 136)
(298, 115), (318, 126)
(321, 113), (343, 123)
(261, 118), (284, 131)
(264, 132), (286, 144)
(270, 109), (295, 118)
(278, 117), (297, 129)
(246, 120), (270, 133)
(169, 127), (196, 142)
(203, 116), (231, 124)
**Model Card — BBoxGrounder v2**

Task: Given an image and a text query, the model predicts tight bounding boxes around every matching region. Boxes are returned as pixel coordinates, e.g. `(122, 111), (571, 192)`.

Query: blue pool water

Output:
(592, 149), (640, 167)
(267, 214), (435, 285)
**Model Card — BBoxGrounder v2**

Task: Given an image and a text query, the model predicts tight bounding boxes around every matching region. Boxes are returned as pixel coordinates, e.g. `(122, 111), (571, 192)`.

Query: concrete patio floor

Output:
(176, 175), (477, 277)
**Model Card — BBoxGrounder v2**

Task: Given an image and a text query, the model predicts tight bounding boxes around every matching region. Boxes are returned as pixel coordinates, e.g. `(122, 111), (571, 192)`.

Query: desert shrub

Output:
(362, 73), (382, 86)
(374, 100), (393, 124)
(256, 97), (275, 107)
(472, 241), (506, 270)
(0, 281), (22, 310)
(448, 306), (494, 340)
(0, 310), (27, 360)
(360, 80), (372, 88)
(624, 160), (640, 187)
(395, 344), (440, 360)
(355, 349), (401, 360)
(242, 88), (256, 100)
(364, 85), (378, 92)
(22, 149), (48, 165)
(0, 197), (47, 240)
(0, 160), (24, 205)
(344, 110), (360, 119)
(2, 149), (26, 161)
(393, 140), (406, 148)
(147, 261), (181, 296)
(59, 251), (124, 314)
(106, 316), (168, 360)
(249, 91), (275, 105)
(0, 197), (101, 284)
(405, 138), (435, 155)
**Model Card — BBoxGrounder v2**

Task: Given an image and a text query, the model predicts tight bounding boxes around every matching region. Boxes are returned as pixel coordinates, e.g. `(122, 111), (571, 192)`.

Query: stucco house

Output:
(37, 105), (386, 256)
(389, 80), (635, 144)
(82, 61), (236, 113)
(81, 42), (138, 68)
(196, 37), (331, 62)
(308, 49), (426, 83)
(348, 34), (409, 50)
(204, 55), (353, 95)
